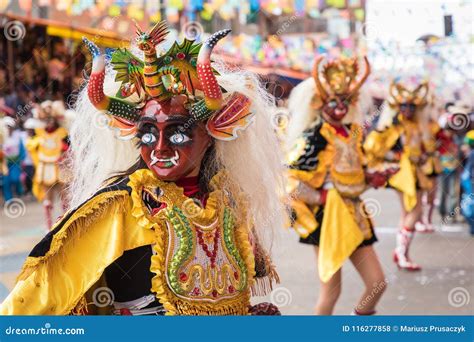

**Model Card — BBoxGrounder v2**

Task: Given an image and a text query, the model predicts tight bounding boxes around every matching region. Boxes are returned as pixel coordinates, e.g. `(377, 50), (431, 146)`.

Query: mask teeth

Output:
(149, 150), (179, 166)
(170, 151), (179, 166)
(150, 150), (159, 166)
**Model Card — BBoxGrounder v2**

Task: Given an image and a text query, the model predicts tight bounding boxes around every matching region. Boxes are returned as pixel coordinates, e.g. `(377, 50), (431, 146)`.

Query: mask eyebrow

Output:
(137, 118), (158, 135)
(138, 116), (157, 125)
(164, 115), (191, 124)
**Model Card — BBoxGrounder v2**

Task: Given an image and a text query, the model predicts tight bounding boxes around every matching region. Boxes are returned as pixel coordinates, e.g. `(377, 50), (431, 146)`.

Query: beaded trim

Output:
(127, 169), (256, 315)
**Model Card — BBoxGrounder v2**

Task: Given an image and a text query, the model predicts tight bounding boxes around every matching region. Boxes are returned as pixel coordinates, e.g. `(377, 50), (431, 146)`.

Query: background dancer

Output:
(286, 56), (391, 315)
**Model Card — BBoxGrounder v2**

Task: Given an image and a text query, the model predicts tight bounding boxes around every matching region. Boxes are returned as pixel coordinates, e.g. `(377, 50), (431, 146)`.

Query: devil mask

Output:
(311, 56), (370, 123)
(387, 81), (429, 121)
(84, 22), (254, 181)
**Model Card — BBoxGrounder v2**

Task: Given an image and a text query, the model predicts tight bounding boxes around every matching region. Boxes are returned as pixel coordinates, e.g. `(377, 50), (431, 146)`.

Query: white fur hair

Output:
(285, 77), (368, 150)
(67, 58), (286, 247)
(375, 100), (397, 131)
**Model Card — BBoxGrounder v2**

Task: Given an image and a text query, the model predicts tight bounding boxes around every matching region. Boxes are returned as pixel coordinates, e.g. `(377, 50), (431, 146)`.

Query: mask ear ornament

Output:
(206, 93), (253, 141)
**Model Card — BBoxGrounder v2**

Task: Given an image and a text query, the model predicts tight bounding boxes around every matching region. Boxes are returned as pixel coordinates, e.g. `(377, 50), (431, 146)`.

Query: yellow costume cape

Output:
(0, 169), (276, 315)
(0, 177), (154, 315)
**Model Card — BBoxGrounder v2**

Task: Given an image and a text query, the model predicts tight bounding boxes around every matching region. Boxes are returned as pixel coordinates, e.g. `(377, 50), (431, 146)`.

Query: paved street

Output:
(0, 189), (472, 315)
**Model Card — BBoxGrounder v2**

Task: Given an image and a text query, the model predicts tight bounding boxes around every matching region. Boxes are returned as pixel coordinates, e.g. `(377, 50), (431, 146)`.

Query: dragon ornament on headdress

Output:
(83, 21), (253, 142)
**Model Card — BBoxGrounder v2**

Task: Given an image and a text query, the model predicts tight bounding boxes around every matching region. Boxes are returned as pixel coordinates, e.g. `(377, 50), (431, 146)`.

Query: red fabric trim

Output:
(330, 123), (349, 138)
(320, 189), (328, 205)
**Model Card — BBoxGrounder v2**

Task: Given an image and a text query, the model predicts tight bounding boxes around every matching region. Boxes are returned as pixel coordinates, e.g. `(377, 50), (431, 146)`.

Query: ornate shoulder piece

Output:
(287, 123), (329, 171)
(128, 169), (165, 230)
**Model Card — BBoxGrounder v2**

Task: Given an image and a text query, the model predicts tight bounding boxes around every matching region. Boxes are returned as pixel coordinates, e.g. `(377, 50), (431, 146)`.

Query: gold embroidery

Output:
(128, 169), (256, 315)
(321, 123), (366, 197)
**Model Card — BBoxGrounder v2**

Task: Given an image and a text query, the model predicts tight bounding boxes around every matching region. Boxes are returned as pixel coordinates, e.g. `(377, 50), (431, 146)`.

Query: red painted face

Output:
(322, 96), (349, 122)
(45, 117), (59, 132)
(399, 102), (417, 120)
(138, 96), (212, 181)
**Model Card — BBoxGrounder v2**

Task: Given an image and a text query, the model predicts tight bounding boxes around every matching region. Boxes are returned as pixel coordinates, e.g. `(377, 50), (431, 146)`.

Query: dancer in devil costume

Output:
(0, 23), (284, 315)
(27, 101), (70, 229)
(286, 56), (390, 315)
(364, 80), (431, 271)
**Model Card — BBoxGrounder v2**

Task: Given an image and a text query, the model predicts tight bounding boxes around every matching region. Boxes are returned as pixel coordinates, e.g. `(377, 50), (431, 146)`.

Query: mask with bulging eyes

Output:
(137, 97), (212, 181)
(322, 96), (350, 122)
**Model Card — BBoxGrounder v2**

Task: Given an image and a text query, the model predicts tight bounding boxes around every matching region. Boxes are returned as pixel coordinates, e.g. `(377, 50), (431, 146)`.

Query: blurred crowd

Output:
(0, 99), (73, 203)
(366, 94), (474, 233)
(0, 29), (82, 205)
(0, 27), (86, 103)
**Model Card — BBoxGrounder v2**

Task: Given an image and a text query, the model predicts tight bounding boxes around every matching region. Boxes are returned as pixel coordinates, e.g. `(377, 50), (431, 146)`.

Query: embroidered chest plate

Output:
(162, 204), (248, 302)
(128, 170), (254, 315)
(323, 124), (366, 197)
(37, 129), (66, 163)
(400, 121), (422, 162)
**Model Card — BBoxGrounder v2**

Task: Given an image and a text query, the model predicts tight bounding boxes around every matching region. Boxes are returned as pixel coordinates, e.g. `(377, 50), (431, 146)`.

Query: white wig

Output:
(67, 60), (286, 247)
(375, 100), (397, 131)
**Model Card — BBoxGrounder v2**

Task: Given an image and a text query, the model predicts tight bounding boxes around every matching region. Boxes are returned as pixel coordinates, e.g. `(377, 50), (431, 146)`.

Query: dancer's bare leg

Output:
(350, 246), (387, 314)
(425, 179), (437, 227)
(314, 246), (342, 315)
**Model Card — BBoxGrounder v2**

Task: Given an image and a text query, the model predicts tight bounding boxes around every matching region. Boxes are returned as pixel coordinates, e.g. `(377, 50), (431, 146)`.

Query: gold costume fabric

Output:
(364, 115), (433, 211)
(26, 127), (68, 202)
(0, 169), (276, 315)
(287, 122), (374, 282)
